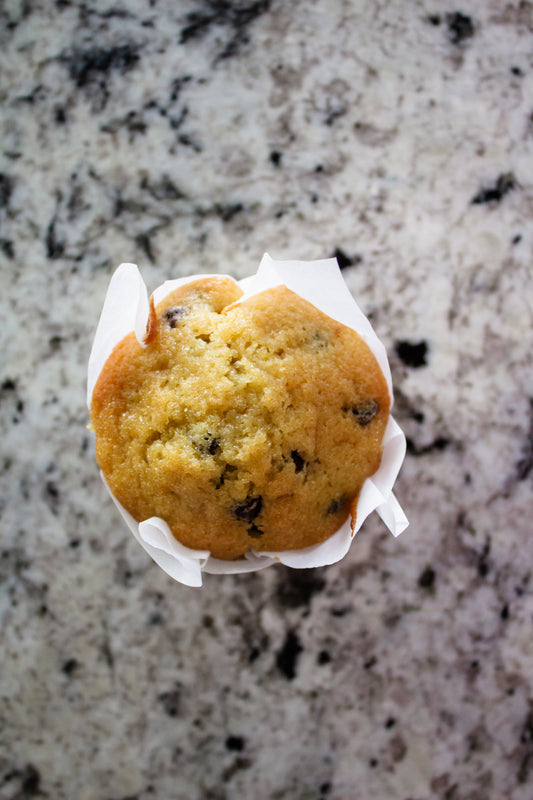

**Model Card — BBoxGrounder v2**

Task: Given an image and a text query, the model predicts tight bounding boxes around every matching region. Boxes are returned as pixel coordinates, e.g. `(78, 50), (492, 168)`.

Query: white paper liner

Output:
(88, 254), (408, 587)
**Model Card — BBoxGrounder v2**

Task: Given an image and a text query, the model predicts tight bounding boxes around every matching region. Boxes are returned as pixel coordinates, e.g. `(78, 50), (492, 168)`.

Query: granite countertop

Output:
(1, 2), (533, 799)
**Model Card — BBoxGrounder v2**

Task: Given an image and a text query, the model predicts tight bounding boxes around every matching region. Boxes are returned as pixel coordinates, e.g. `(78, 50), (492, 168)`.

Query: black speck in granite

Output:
(501, 603), (509, 620)
(168, 106), (189, 130)
(0, 173), (14, 208)
(215, 202), (244, 222)
(385, 717), (397, 729)
(48, 335), (64, 353)
(0, 765), (42, 797)
(225, 735), (245, 752)
(176, 132), (203, 152)
(331, 247), (362, 270)
(512, 233), (522, 245)
(446, 12), (475, 45)
(406, 436), (450, 456)
(471, 172), (516, 205)
(196, 201), (245, 222)
(269, 150), (282, 167)
(101, 109), (148, 139)
(0, 547), (30, 579)
(45, 218), (65, 260)
(180, 0), (272, 62)
(64, 44), (140, 88)
(170, 75), (192, 102)
(54, 105), (67, 124)
(20, 764), (42, 796)
(520, 707), (533, 744)
(135, 231), (155, 263)
(1, 378), (17, 393)
(364, 655), (377, 669)
(101, 796), (139, 800)
(511, 65), (523, 77)
(515, 399), (533, 481)
(477, 538), (491, 578)
(275, 568), (325, 609)
(275, 631), (302, 679)
(62, 658), (78, 676)
(418, 565), (436, 589)
(0, 238), (15, 258)
(427, 13), (441, 26)
(319, 782), (331, 796)
(395, 339), (428, 368)
(222, 754), (252, 783)
(140, 174), (186, 201)
(317, 650), (331, 665)
(14, 84), (47, 105)
(113, 557), (137, 588)
(158, 684), (181, 717)
(325, 106), (346, 126)
(43, 481), (60, 515)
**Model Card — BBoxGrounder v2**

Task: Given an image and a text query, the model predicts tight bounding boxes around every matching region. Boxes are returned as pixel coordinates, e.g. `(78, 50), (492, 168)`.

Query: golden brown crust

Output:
(142, 295), (159, 345)
(91, 278), (390, 559)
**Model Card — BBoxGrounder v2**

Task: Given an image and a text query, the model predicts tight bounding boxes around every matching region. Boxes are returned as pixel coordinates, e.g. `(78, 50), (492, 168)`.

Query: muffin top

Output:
(90, 277), (390, 560)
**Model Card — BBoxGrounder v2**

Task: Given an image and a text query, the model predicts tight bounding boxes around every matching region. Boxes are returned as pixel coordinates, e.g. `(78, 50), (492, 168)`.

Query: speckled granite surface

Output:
(1, 1), (533, 798)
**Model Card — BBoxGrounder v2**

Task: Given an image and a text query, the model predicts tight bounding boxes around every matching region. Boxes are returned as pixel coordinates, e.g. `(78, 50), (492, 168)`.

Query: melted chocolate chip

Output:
(163, 305), (189, 328)
(194, 433), (220, 456)
(247, 524), (264, 538)
(327, 496), (348, 515)
(352, 399), (379, 426)
(232, 495), (262, 523)
(310, 330), (330, 349)
(290, 450), (306, 473)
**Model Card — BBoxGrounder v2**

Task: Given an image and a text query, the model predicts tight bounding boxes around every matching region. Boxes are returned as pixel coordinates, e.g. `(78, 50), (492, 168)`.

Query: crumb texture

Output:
(91, 279), (390, 558)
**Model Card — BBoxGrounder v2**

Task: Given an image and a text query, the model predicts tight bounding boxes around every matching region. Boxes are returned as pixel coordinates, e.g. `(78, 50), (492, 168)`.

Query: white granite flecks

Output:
(1, 1), (533, 799)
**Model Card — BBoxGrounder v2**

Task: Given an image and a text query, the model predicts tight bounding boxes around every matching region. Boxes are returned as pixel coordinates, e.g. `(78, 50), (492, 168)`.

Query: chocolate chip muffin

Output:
(90, 276), (390, 560)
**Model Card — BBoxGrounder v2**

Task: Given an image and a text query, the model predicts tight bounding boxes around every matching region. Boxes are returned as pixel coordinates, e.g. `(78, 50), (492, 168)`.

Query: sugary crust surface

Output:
(91, 277), (390, 560)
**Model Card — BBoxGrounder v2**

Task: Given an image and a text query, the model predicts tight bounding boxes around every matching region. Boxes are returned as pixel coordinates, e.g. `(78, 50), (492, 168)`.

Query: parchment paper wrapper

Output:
(88, 254), (408, 586)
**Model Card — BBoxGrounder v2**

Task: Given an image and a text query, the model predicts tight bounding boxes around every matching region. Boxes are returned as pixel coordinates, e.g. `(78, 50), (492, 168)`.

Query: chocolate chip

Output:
(232, 495), (262, 523)
(310, 330), (330, 349)
(194, 433), (220, 455)
(247, 524), (264, 538)
(351, 399), (379, 426)
(290, 450), (306, 473)
(327, 496), (347, 515)
(163, 305), (188, 328)
(215, 463), (237, 488)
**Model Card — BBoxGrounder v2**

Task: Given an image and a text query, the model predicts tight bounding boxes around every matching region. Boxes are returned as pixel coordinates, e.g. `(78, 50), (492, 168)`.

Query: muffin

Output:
(90, 275), (390, 560)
